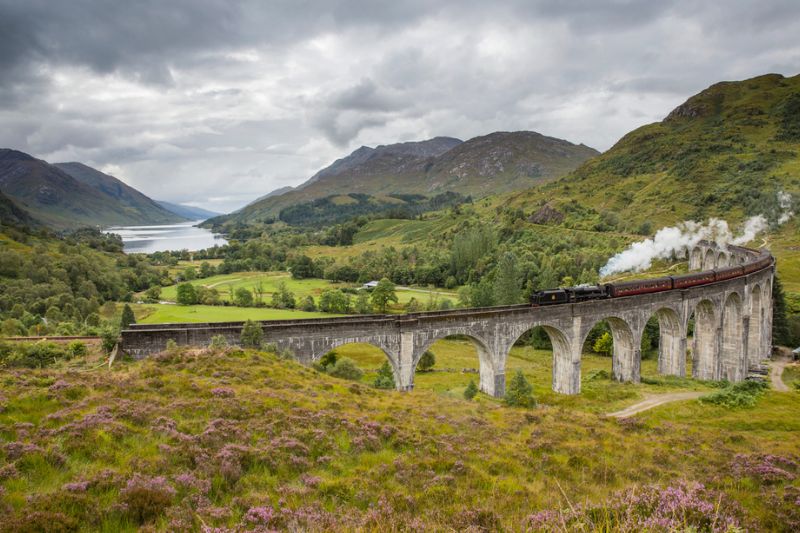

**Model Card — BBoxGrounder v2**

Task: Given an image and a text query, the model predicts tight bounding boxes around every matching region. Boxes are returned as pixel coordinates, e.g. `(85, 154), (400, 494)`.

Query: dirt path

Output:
(606, 391), (706, 418)
(771, 357), (791, 392)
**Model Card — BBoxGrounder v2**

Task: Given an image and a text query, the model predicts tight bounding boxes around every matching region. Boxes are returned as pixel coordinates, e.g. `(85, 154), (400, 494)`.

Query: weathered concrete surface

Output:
(122, 244), (774, 398)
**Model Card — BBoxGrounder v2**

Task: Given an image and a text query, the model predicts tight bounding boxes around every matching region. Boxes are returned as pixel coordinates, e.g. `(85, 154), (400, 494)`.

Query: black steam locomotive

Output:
(530, 247), (773, 306)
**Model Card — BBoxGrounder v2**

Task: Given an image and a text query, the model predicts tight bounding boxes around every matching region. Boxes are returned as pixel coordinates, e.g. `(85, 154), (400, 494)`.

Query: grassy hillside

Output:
(55, 163), (185, 226)
(507, 73), (800, 232)
(0, 150), (183, 229)
(0, 344), (797, 530)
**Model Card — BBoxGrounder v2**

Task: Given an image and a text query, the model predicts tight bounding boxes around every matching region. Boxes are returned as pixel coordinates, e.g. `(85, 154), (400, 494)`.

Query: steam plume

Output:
(599, 191), (794, 277)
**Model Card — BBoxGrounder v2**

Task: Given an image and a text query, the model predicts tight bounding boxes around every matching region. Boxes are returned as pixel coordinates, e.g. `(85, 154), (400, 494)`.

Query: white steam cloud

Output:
(599, 191), (794, 278)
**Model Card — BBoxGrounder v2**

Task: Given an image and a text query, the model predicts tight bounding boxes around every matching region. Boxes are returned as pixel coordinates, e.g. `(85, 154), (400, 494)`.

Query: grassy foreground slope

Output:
(0, 347), (798, 531)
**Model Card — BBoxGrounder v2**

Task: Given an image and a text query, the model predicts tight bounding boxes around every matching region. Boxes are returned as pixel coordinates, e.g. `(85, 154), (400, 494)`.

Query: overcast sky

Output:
(1, 1), (798, 213)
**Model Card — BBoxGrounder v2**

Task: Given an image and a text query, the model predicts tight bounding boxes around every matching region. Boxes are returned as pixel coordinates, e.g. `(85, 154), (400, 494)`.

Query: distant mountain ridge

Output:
(0, 150), (185, 229)
(208, 131), (598, 226)
(156, 201), (221, 220)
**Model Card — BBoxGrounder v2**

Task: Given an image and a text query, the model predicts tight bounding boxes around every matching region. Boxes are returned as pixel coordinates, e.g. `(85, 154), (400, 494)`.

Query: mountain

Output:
(242, 186), (295, 211)
(0, 150), (185, 229)
(156, 200), (221, 220)
(0, 189), (38, 227)
(206, 132), (597, 226)
(508, 73), (800, 232)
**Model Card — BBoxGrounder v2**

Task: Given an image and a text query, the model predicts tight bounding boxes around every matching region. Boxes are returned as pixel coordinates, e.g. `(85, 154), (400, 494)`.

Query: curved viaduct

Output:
(121, 242), (774, 397)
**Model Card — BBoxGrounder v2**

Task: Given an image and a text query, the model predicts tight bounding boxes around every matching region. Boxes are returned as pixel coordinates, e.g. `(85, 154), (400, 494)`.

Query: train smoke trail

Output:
(599, 191), (794, 277)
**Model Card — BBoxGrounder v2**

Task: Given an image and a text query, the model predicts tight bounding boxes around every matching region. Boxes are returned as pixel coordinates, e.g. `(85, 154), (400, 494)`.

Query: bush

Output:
(119, 474), (176, 524)
(700, 379), (768, 408)
(417, 350), (435, 372)
(373, 361), (396, 389)
(66, 341), (87, 358)
(165, 339), (178, 352)
(327, 357), (363, 381)
(0, 341), (67, 368)
(505, 370), (536, 407)
(209, 335), (228, 350)
(464, 379), (478, 400)
(316, 350), (338, 371)
(100, 328), (118, 354)
(240, 320), (263, 348)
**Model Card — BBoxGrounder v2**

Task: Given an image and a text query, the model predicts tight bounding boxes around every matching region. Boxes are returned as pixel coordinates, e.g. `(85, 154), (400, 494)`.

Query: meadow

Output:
(0, 342), (798, 531)
(132, 303), (333, 324)
(155, 271), (458, 311)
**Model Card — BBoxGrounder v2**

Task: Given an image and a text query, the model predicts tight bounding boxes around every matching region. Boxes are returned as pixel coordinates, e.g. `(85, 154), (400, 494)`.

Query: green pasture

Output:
(132, 303), (333, 324)
(155, 271), (457, 310)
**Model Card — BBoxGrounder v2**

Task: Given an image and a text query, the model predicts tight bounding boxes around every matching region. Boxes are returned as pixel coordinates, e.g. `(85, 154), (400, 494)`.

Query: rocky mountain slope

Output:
(209, 132), (598, 226)
(0, 150), (184, 229)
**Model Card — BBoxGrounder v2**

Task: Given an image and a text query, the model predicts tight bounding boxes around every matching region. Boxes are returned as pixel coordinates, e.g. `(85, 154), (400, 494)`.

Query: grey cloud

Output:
(0, 0), (799, 212)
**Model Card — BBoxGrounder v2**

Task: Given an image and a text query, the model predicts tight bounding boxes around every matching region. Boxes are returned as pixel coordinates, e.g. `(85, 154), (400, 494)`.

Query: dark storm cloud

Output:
(0, 0), (798, 211)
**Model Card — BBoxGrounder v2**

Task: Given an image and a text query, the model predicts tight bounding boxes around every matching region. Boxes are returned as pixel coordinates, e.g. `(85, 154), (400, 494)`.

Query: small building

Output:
(792, 347), (800, 360)
(361, 281), (379, 290)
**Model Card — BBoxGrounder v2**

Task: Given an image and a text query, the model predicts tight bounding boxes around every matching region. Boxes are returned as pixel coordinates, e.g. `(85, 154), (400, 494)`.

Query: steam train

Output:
(530, 248), (773, 306)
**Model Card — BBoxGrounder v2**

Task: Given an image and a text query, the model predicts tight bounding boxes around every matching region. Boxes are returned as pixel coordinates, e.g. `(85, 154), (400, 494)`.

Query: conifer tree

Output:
(119, 304), (135, 329)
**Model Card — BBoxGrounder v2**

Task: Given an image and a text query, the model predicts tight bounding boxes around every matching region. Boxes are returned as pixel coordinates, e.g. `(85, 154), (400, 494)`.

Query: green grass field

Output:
(154, 271), (457, 311)
(132, 303), (333, 323)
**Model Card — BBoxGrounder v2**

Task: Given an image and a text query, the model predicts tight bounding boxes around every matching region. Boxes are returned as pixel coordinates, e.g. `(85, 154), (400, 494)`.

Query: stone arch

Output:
(716, 251), (728, 268)
(689, 247), (703, 270)
(415, 332), (499, 396)
(649, 307), (686, 377)
(582, 316), (639, 383)
(311, 339), (399, 383)
(691, 299), (717, 380)
(721, 292), (745, 381)
(507, 323), (576, 395)
(702, 248), (716, 270)
(748, 284), (764, 363)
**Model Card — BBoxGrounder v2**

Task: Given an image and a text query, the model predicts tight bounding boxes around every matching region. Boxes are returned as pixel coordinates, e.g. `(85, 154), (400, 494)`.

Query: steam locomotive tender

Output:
(530, 249), (772, 306)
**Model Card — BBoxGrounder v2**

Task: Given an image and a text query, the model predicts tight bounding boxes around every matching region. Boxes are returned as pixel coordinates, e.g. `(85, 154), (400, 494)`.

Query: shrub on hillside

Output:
(240, 320), (263, 348)
(505, 370), (536, 407)
(373, 361), (395, 389)
(209, 335), (228, 350)
(417, 350), (435, 372)
(700, 380), (768, 408)
(327, 357), (363, 381)
(100, 327), (118, 354)
(119, 474), (176, 524)
(464, 379), (478, 400)
(66, 341), (87, 358)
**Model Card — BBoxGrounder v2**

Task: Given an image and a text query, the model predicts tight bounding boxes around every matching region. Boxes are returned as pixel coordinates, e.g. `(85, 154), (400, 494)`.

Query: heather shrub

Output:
(240, 320), (263, 348)
(118, 474), (176, 524)
(463, 379), (478, 400)
(525, 480), (745, 532)
(373, 361), (395, 389)
(327, 357), (363, 381)
(505, 370), (536, 407)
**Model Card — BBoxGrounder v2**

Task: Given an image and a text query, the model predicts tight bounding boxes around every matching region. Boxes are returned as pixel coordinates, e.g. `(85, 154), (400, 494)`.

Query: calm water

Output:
(106, 221), (227, 254)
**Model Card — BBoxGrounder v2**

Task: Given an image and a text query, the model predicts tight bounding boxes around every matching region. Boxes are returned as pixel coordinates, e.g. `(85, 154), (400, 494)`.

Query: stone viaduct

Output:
(121, 242), (774, 397)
